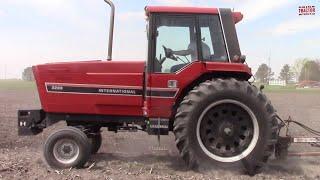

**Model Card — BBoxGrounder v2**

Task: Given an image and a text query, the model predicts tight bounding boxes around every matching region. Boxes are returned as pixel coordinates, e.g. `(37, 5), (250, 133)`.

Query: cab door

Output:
(145, 14), (204, 118)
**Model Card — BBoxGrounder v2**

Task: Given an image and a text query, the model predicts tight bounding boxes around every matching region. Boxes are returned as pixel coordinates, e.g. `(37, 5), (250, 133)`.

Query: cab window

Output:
(154, 16), (197, 73)
(199, 15), (228, 62)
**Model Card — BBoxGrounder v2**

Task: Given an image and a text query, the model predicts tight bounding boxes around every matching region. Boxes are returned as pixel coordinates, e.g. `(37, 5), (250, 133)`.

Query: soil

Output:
(1, 89), (320, 180)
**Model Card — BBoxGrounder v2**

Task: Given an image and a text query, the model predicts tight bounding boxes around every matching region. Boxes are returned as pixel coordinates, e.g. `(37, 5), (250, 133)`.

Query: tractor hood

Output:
(33, 60), (145, 83)
(32, 60), (145, 114)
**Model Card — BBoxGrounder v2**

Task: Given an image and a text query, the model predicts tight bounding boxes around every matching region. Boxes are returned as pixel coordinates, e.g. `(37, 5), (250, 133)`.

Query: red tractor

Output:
(18, 0), (279, 175)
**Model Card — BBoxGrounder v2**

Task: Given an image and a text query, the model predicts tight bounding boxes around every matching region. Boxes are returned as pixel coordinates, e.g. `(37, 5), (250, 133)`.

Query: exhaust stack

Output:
(104, 0), (115, 61)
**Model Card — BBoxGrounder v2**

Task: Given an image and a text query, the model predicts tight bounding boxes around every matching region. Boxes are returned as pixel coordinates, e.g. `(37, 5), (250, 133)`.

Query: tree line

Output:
(22, 67), (35, 81)
(255, 58), (320, 84)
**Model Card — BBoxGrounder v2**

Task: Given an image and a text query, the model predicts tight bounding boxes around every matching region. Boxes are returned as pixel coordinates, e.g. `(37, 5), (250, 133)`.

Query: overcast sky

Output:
(0, 0), (319, 79)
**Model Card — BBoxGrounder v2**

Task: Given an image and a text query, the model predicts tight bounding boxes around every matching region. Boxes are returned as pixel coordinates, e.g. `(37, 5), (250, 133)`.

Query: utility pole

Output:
(3, 64), (7, 79)
(267, 50), (271, 84)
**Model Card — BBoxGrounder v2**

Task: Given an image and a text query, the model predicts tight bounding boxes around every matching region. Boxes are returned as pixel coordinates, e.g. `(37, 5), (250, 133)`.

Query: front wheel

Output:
(44, 127), (91, 169)
(173, 79), (279, 175)
(89, 133), (102, 154)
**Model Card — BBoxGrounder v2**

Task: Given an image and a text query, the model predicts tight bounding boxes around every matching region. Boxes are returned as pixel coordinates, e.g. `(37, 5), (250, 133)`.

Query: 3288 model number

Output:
(51, 85), (63, 90)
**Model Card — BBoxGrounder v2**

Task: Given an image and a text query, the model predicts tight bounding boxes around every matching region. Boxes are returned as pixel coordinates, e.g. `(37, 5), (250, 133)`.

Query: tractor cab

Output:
(142, 7), (249, 118)
(145, 7), (245, 74)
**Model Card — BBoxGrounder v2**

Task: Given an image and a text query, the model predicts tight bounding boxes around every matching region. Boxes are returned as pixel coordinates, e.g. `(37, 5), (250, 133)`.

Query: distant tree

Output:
(279, 64), (293, 84)
(292, 58), (308, 82)
(299, 61), (320, 82)
(269, 71), (275, 81)
(255, 64), (274, 83)
(22, 67), (34, 81)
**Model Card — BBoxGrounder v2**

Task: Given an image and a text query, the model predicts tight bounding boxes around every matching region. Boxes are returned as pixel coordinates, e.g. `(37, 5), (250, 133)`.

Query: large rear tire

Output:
(44, 126), (91, 169)
(173, 78), (278, 175)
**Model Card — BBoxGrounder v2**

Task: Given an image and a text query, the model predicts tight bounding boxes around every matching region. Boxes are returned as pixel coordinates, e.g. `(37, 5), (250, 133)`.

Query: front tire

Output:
(44, 126), (91, 169)
(89, 133), (102, 154)
(173, 79), (278, 175)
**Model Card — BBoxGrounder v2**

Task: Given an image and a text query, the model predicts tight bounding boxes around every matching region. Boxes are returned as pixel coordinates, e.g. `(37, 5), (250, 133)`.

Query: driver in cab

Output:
(164, 38), (211, 72)
(166, 38), (211, 61)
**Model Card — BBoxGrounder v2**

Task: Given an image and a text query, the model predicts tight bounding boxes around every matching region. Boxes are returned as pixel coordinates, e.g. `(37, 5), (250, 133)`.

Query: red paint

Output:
(33, 60), (145, 116)
(33, 60), (251, 118)
(32, 6), (248, 119)
(147, 62), (251, 117)
(145, 6), (219, 15)
(232, 12), (243, 24)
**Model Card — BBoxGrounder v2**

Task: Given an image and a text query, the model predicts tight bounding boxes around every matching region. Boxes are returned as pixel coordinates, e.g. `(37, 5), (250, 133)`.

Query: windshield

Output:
(155, 16), (196, 73)
(153, 14), (229, 73)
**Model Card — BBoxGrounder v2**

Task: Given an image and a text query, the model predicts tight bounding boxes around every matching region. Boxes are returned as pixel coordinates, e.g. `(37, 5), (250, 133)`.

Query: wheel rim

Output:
(53, 139), (80, 165)
(196, 99), (259, 163)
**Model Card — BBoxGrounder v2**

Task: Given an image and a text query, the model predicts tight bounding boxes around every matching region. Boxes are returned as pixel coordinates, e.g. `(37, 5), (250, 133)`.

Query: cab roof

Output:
(145, 6), (243, 24)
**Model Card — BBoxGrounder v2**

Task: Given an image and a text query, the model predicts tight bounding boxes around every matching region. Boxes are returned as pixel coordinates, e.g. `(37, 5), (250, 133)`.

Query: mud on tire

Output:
(173, 78), (279, 175)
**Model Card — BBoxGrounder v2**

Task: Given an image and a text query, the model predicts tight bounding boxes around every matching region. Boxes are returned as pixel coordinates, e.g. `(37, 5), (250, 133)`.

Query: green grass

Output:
(254, 83), (320, 93)
(0, 79), (36, 90)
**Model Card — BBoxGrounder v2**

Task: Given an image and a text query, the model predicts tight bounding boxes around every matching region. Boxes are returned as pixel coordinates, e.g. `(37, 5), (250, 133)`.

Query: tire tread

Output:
(173, 78), (279, 174)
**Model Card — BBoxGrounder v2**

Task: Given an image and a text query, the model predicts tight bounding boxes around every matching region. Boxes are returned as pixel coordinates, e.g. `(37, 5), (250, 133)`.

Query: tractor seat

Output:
(170, 64), (187, 73)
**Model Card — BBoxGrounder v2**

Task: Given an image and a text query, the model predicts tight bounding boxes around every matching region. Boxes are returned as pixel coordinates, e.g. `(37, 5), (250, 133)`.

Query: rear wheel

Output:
(173, 78), (278, 175)
(197, 99), (259, 163)
(44, 126), (91, 169)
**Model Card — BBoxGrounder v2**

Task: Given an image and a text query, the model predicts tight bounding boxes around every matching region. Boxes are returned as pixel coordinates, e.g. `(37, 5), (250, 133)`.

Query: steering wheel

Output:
(162, 45), (178, 61)
(158, 54), (166, 65)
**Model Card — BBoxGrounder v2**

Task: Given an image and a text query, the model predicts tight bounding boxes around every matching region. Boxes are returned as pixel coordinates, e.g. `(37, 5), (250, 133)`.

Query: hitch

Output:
(276, 136), (320, 159)
(275, 115), (320, 159)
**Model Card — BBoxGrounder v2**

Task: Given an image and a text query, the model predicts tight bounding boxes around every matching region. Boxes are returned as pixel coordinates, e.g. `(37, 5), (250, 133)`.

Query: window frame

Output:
(148, 13), (202, 74)
(197, 14), (229, 62)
